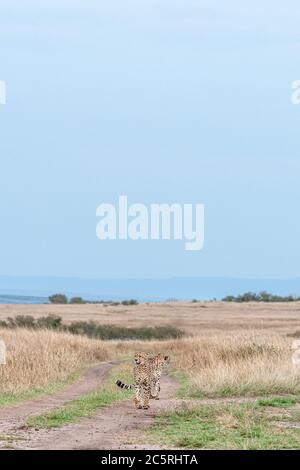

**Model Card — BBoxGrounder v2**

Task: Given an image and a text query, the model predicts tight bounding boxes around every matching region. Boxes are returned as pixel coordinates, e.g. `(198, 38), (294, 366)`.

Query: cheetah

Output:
(148, 353), (170, 400)
(116, 352), (170, 409)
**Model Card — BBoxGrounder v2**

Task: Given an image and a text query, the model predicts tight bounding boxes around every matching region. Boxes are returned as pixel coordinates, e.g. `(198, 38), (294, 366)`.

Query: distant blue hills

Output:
(1, 275), (300, 304)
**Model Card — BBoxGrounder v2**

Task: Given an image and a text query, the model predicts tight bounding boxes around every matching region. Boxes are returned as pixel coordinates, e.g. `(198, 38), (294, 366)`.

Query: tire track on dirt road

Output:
(0, 360), (121, 438)
(0, 361), (276, 450)
(2, 361), (288, 450)
(10, 373), (178, 450)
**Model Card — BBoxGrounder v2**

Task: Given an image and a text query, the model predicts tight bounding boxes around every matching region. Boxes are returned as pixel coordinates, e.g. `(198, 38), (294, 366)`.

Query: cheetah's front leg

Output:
(134, 385), (143, 409)
(141, 384), (150, 409)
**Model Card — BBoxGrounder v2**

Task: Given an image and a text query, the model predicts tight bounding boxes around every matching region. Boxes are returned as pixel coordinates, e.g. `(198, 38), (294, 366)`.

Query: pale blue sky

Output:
(0, 0), (299, 279)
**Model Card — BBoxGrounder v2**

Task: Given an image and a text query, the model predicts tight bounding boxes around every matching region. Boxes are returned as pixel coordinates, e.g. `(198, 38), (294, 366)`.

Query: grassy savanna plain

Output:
(1, 302), (300, 449)
(2, 300), (300, 333)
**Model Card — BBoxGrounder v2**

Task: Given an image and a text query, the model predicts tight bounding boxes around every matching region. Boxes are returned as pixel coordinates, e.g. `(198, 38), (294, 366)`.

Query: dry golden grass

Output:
(110, 332), (300, 397)
(0, 328), (110, 397)
(1, 302), (300, 400)
(169, 333), (300, 396)
(1, 301), (300, 335)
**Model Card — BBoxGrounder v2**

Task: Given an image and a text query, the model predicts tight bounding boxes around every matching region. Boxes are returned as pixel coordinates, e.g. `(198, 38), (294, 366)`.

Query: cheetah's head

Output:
(133, 352), (148, 365)
(156, 353), (170, 366)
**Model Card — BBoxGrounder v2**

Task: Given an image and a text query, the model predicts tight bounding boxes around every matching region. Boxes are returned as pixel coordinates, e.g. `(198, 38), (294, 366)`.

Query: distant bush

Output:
(6, 315), (36, 328)
(222, 291), (300, 303)
(0, 315), (183, 340)
(47, 294), (138, 305)
(48, 294), (68, 304)
(0, 314), (63, 330)
(69, 297), (86, 304)
(121, 299), (139, 306)
(67, 322), (183, 340)
(36, 315), (63, 329)
(287, 331), (300, 338)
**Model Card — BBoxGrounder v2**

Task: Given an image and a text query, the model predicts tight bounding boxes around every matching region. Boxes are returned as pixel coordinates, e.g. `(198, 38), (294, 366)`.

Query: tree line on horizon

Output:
(49, 292), (300, 305)
(48, 294), (138, 306)
(222, 291), (300, 302)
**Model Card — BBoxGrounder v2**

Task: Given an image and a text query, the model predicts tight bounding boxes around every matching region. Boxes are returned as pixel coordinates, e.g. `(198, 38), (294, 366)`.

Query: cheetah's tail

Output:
(115, 379), (133, 390)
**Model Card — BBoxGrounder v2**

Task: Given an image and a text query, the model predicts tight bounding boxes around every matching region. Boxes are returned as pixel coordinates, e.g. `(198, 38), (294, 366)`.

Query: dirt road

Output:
(1, 360), (287, 450)
(0, 361), (120, 434)
(0, 361), (178, 450)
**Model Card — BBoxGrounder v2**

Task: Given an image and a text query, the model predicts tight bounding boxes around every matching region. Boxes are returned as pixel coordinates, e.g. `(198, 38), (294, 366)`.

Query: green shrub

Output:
(0, 314), (184, 341)
(48, 294), (68, 304)
(36, 315), (63, 329)
(121, 299), (139, 306)
(69, 297), (86, 304)
(288, 331), (300, 338)
(7, 315), (36, 328)
(66, 322), (183, 340)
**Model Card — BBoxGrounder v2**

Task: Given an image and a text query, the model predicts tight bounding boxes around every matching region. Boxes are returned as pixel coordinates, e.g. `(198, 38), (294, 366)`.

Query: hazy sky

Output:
(0, 0), (299, 279)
